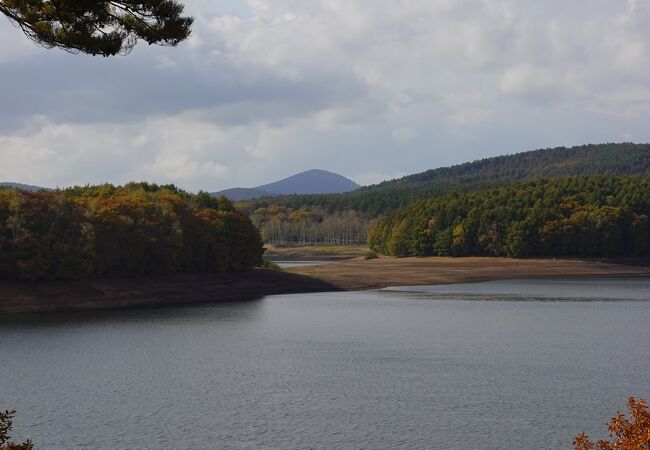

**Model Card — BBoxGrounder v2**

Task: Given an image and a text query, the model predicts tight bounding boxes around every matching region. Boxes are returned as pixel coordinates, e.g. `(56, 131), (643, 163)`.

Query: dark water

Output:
(1, 278), (648, 449)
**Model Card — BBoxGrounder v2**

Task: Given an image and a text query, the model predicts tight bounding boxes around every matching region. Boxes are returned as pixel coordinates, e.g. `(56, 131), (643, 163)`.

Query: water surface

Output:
(273, 260), (335, 269)
(1, 278), (648, 449)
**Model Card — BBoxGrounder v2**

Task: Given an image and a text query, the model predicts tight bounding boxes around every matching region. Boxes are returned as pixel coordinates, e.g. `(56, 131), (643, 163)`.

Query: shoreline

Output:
(0, 270), (342, 314)
(286, 256), (650, 290)
(1, 257), (649, 314)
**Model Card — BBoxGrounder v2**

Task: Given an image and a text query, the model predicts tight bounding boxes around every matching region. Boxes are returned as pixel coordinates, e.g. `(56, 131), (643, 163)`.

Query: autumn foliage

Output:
(574, 397), (650, 450)
(0, 184), (264, 280)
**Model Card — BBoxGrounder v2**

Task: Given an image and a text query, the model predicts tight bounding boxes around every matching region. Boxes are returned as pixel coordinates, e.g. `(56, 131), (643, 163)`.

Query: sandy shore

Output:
(2, 256), (648, 314)
(0, 270), (341, 314)
(286, 256), (650, 290)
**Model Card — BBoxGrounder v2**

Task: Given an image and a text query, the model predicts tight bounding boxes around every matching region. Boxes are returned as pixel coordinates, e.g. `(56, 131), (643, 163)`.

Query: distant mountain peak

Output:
(0, 182), (47, 192)
(212, 169), (360, 201)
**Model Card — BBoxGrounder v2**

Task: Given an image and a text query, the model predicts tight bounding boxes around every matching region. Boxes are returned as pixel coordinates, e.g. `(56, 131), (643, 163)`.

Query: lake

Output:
(274, 260), (336, 269)
(1, 278), (648, 449)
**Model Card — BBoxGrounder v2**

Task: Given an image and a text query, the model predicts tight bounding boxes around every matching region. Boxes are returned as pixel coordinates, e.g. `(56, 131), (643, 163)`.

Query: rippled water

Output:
(1, 278), (649, 449)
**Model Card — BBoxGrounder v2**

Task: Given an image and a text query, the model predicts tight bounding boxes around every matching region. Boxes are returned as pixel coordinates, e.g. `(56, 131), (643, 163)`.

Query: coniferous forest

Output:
(0, 183), (264, 280)
(369, 176), (650, 258)
(242, 143), (650, 216)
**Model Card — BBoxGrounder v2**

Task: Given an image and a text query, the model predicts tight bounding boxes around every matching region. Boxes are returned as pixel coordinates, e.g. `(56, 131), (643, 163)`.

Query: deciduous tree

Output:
(574, 397), (650, 450)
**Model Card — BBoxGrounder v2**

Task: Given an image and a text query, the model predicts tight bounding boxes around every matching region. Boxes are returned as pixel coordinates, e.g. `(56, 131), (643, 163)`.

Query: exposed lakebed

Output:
(1, 278), (648, 449)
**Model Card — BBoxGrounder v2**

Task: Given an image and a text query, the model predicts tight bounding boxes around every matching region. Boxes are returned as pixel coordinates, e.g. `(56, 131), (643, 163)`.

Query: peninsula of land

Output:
(285, 256), (650, 290)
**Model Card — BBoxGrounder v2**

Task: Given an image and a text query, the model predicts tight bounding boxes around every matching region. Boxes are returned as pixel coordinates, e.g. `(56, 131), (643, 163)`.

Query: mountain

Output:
(242, 143), (650, 216)
(213, 169), (360, 200)
(0, 182), (47, 192)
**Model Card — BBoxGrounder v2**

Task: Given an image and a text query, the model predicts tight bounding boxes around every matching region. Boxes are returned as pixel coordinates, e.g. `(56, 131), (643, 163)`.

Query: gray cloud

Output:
(1, 0), (650, 191)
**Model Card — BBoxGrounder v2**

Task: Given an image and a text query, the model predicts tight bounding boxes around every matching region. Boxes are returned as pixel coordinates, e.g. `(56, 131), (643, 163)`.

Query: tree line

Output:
(242, 204), (376, 246)
(0, 183), (263, 280)
(241, 143), (650, 217)
(369, 176), (650, 258)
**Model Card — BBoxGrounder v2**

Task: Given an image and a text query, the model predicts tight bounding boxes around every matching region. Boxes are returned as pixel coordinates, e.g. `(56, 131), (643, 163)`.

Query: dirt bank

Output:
(0, 270), (342, 314)
(2, 257), (648, 314)
(286, 256), (650, 290)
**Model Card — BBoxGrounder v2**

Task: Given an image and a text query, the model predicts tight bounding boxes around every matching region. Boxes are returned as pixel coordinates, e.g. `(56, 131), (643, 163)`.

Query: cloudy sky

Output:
(1, 0), (649, 191)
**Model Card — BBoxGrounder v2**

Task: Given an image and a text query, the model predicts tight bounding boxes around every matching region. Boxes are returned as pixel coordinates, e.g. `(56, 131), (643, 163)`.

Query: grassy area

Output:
(264, 244), (370, 260)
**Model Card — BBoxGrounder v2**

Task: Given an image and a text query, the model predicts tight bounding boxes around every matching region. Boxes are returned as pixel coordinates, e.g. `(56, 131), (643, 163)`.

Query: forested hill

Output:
(214, 169), (360, 201)
(0, 183), (264, 280)
(0, 182), (47, 192)
(369, 175), (650, 258)
(240, 143), (650, 216)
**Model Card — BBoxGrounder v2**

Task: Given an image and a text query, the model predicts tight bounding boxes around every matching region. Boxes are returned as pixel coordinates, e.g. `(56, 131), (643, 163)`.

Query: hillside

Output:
(242, 143), (650, 216)
(369, 175), (650, 258)
(214, 169), (360, 200)
(0, 182), (47, 192)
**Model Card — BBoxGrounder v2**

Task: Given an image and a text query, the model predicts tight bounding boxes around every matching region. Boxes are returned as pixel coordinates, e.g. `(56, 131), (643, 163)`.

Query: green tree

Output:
(505, 220), (535, 257)
(370, 175), (650, 259)
(387, 218), (413, 257)
(0, 409), (33, 450)
(432, 229), (453, 256)
(0, 0), (193, 56)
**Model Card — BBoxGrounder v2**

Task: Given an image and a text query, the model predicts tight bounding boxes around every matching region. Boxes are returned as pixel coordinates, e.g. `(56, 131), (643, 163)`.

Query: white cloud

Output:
(0, 117), (234, 190)
(392, 127), (417, 144)
(1, 0), (650, 189)
(499, 64), (585, 105)
(144, 155), (230, 181)
(354, 171), (406, 186)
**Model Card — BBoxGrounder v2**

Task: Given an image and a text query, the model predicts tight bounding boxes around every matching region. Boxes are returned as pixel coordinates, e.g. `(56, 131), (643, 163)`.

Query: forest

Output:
(369, 176), (650, 258)
(242, 143), (650, 216)
(0, 183), (264, 280)
(241, 204), (377, 246)
(237, 144), (650, 246)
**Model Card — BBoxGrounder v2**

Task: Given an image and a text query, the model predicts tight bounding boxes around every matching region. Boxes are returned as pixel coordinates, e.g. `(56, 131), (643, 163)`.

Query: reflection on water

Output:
(0, 298), (265, 329)
(1, 278), (649, 449)
(273, 260), (336, 268)
(382, 277), (650, 302)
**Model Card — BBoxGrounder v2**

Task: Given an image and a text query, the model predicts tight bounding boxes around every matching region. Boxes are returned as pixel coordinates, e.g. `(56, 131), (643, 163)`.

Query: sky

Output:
(1, 0), (650, 192)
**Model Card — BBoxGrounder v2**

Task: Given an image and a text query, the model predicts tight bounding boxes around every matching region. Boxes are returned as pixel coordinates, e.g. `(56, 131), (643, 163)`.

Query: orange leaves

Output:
(574, 397), (650, 450)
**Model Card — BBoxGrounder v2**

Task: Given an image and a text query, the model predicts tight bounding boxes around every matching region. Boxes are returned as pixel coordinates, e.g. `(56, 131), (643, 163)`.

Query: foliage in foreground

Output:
(0, 410), (32, 450)
(370, 176), (650, 258)
(0, 183), (264, 280)
(574, 397), (650, 450)
(0, 0), (193, 56)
